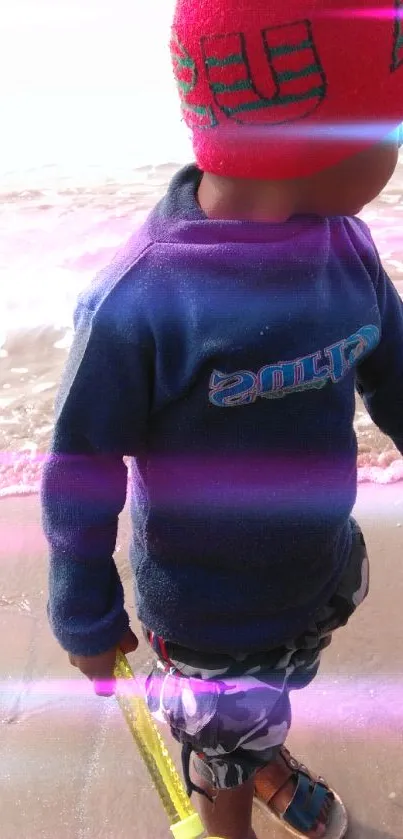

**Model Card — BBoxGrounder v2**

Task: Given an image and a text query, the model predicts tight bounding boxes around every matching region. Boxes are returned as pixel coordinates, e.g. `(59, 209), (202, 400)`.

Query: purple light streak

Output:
(2, 677), (403, 743)
(318, 7), (403, 20)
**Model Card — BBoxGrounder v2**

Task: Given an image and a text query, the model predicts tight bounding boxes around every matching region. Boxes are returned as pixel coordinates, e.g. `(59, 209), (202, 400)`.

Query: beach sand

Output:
(1, 488), (403, 839)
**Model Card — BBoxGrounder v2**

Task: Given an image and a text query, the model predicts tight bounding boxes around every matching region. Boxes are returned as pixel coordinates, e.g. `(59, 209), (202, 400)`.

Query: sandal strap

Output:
(284, 774), (331, 833)
(280, 746), (328, 787)
(254, 747), (334, 834)
(254, 757), (294, 804)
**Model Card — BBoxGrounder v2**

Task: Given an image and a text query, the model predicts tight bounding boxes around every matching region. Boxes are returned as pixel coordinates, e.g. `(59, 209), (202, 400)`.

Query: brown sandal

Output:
(253, 747), (348, 838)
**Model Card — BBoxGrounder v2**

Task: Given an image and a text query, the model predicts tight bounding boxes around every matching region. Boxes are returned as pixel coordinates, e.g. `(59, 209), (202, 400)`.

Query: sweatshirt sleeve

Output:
(41, 288), (152, 656)
(356, 262), (403, 454)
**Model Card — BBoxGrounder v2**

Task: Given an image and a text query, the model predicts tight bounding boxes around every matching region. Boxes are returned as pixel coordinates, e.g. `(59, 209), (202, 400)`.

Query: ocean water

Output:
(0, 160), (185, 334)
(2, 155), (403, 495)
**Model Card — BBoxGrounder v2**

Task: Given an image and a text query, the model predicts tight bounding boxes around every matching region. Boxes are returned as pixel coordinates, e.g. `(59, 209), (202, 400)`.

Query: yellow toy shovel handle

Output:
(114, 650), (222, 839)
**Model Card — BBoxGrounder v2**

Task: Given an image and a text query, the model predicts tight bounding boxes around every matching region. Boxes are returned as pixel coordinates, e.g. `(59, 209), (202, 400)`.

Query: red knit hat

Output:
(171, 0), (403, 179)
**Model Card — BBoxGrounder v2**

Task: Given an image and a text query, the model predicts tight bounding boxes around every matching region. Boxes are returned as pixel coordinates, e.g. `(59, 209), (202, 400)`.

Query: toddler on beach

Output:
(42, 2), (403, 837)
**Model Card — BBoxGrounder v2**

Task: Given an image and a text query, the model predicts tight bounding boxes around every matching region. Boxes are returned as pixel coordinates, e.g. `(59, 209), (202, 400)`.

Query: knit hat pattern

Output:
(171, 0), (403, 178)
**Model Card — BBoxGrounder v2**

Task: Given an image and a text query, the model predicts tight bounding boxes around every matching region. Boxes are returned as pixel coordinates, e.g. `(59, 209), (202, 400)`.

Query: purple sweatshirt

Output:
(42, 165), (403, 656)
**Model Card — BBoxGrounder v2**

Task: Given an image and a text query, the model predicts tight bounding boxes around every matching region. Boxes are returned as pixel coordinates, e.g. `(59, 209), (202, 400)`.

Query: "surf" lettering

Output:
(208, 325), (379, 407)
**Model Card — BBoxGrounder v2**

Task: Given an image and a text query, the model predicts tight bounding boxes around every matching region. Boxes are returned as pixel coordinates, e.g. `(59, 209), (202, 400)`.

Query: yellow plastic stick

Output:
(114, 650), (221, 839)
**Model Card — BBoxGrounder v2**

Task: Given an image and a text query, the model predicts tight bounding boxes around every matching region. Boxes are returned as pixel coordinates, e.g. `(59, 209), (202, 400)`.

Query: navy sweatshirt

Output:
(42, 165), (403, 656)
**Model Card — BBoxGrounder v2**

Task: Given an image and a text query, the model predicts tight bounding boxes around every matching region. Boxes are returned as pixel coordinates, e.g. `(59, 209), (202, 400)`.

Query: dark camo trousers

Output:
(144, 519), (369, 790)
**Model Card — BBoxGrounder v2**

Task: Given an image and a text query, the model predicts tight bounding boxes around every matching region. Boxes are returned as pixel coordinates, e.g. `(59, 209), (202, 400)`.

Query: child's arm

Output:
(356, 263), (403, 453)
(41, 288), (152, 662)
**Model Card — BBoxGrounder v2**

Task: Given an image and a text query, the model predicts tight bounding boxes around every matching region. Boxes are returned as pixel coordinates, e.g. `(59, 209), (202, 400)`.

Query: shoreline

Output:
(2, 156), (403, 494)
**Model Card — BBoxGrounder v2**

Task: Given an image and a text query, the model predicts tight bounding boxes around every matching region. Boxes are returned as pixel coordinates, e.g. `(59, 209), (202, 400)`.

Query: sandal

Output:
(253, 747), (348, 838)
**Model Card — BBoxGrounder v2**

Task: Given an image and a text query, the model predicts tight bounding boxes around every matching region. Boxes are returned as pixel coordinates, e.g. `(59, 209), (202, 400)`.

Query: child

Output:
(42, 2), (403, 837)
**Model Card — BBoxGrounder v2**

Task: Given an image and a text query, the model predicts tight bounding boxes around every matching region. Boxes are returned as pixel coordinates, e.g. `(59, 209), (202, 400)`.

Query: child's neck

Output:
(197, 138), (399, 221)
(197, 172), (300, 223)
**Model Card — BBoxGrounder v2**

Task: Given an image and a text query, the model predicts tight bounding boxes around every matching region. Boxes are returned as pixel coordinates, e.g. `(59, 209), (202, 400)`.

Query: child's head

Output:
(170, 0), (403, 216)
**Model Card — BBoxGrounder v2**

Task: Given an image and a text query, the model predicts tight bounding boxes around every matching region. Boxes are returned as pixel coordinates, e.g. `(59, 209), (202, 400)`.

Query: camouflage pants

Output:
(144, 519), (369, 791)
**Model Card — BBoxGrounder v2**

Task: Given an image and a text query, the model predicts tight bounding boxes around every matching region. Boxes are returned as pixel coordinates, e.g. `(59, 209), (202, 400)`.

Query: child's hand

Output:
(68, 628), (139, 696)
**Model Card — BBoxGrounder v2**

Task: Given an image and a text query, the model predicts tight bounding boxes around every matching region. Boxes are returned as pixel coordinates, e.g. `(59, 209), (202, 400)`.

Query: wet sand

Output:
(1, 488), (403, 838)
